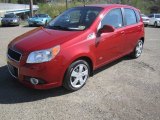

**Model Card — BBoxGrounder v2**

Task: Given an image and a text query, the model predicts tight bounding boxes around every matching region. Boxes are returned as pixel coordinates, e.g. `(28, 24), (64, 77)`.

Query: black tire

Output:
(45, 20), (48, 26)
(130, 40), (144, 59)
(63, 60), (90, 91)
(144, 24), (148, 27)
(154, 22), (158, 28)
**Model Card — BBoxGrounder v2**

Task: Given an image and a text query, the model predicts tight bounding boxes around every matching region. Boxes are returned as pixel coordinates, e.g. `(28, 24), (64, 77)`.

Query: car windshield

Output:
(34, 14), (48, 18)
(155, 15), (160, 18)
(46, 6), (103, 31)
(4, 14), (15, 18)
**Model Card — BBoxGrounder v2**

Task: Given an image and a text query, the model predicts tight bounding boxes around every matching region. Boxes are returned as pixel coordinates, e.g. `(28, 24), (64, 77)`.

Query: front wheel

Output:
(45, 20), (48, 26)
(63, 60), (90, 91)
(130, 40), (144, 58)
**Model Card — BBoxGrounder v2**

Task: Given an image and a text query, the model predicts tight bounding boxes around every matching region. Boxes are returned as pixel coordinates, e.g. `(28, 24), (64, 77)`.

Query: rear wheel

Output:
(130, 40), (144, 58)
(63, 60), (90, 91)
(154, 22), (158, 28)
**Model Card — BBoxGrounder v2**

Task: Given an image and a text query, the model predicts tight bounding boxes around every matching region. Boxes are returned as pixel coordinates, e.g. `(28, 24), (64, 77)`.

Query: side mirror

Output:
(99, 25), (115, 34)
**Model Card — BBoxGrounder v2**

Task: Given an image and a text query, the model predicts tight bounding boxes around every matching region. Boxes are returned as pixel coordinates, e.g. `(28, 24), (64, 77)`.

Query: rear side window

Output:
(101, 8), (123, 29)
(124, 8), (137, 25)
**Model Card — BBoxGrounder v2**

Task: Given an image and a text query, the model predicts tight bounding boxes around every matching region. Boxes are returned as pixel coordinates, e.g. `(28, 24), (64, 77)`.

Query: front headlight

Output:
(13, 19), (18, 22)
(26, 45), (60, 63)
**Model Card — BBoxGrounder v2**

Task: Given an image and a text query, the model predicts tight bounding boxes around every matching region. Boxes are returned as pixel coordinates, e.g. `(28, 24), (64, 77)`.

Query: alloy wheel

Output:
(135, 40), (143, 57)
(70, 64), (89, 88)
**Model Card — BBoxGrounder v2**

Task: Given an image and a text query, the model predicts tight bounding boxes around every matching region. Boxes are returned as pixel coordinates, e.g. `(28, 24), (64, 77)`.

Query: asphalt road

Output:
(0, 26), (160, 120)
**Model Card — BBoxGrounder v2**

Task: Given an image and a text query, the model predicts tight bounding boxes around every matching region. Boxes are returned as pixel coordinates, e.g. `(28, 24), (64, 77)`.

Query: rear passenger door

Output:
(123, 8), (143, 53)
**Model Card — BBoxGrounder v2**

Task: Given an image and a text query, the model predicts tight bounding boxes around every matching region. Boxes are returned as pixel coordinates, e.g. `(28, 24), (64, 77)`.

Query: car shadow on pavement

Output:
(0, 65), (71, 104)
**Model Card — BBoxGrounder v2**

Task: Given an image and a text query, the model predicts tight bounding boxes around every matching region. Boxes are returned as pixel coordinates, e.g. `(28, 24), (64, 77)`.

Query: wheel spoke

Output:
(79, 77), (84, 85)
(71, 71), (78, 77)
(82, 70), (88, 76)
(72, 78), (79, 86)
(139, 43), (143, 48)
(79, 65), (83, 72)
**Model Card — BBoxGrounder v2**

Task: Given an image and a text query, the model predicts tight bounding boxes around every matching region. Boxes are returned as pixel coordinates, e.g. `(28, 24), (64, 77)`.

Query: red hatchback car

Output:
(7, 4), (144, 91)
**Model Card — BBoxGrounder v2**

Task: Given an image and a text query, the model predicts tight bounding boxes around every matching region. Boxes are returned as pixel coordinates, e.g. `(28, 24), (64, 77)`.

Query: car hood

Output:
(142, 16), (149, 19)
(9, 27), (85, 53)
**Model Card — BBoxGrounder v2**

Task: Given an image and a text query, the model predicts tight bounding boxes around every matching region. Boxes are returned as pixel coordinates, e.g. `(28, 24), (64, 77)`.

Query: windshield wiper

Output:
(46, 25), (70, 31)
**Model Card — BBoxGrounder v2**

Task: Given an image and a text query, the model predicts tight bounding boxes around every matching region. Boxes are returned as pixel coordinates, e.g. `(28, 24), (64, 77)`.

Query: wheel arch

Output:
(140, 37), (145, 43)
(72, 56), (94, 76)
(63, 55), (94, 81)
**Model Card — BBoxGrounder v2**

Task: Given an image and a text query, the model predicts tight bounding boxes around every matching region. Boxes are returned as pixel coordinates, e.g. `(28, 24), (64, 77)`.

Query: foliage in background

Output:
(0, 0), (160, 16)
(37, 0), (160, 18)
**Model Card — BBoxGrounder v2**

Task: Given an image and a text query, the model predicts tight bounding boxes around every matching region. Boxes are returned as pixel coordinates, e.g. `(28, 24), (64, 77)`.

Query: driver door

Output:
(95, 8), (126, 67)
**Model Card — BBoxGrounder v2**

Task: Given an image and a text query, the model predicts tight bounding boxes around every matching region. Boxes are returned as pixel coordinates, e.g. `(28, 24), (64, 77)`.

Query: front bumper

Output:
(7, 51), (64, 89)
(1, 21), (19, 26)
(28, 21), (45, 26)
(143, 20), (149, 25)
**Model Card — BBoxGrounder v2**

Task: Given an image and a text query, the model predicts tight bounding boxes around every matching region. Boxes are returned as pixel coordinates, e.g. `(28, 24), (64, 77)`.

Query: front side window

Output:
(124, 8), (137, 25)
(100, 8), (123, 29)
(47, 7), (103, 31)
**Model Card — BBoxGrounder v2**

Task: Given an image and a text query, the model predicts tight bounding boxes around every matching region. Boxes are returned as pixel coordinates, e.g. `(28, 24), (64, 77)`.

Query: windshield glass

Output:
(4, 14), (15, 18)
(33, 14), (48, 18)
(46, 6), (103, 31)
(155, 15), (160, 18)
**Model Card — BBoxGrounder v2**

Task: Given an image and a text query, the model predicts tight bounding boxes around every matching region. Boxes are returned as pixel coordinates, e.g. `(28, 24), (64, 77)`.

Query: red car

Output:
(7, 4), (144, 91)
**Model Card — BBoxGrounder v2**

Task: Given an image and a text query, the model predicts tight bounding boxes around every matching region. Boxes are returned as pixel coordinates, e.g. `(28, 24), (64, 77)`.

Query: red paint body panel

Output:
(7, 4), (144, 89)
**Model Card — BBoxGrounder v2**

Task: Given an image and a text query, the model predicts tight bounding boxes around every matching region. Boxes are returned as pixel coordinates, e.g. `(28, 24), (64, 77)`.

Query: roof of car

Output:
(86, 4), (135, 9)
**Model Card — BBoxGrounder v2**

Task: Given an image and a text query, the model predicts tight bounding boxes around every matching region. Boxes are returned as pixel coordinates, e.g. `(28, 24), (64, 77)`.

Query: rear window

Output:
(124, 8), (137, 25)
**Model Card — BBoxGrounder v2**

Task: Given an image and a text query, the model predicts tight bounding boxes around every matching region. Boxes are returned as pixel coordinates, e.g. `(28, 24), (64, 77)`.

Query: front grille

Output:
(8, 64), (18, 78)
(8, 48), (21, 62)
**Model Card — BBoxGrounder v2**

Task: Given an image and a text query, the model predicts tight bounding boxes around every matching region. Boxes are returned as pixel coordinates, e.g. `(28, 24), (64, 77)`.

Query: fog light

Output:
(30, 78), (39, 85)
